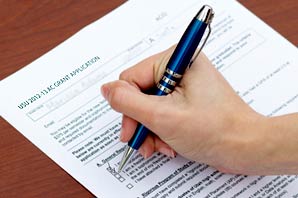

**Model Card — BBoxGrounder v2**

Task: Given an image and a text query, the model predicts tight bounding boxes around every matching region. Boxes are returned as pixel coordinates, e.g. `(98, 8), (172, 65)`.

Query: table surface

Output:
(0, 0), (297, 197)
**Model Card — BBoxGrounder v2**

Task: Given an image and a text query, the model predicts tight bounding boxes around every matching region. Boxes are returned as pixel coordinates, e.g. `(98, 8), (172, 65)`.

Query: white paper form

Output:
(1, 0), (298, 197)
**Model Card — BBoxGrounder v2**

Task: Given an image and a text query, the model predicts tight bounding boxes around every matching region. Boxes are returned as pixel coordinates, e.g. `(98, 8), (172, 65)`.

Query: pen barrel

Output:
(166, 18), (207, 75)
(156, 19), (208, 95)
(128, 123), (151, 149)
(127, 19), (208, 151)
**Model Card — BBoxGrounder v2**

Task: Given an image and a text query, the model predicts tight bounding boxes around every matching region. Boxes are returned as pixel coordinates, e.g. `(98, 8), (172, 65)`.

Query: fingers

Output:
(120, 115), (176, 159)
(138, 134), (155, 158)
(104, 46), (181, 160)
(121, 112), (176, 158)
(120, 115), (137, 142)
(101, 80), (170, 132)
(154, 137), (176, 158)
(138, 135), (176, 158)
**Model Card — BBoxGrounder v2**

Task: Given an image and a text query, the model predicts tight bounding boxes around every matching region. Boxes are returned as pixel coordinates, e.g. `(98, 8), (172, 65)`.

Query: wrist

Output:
(212, 109), (269, 175)
(260, 114), (298, 174)
(219, 111), (298, 175)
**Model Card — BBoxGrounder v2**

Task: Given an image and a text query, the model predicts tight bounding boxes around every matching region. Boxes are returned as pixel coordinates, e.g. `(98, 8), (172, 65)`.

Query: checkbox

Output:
(119, 177), (125, 182)
(114, 174), (121, 179)
(107, 167), (112, 171)
(127, 183), (133, 189)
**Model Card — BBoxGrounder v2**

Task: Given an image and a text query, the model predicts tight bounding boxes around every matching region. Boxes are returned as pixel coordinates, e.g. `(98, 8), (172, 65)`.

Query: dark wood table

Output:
(1, 0), (297, 197)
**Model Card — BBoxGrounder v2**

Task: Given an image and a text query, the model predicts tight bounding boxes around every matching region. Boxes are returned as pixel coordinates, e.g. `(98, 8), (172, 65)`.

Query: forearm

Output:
(262, 113), (298, 174)
(234, 112), (298, 175)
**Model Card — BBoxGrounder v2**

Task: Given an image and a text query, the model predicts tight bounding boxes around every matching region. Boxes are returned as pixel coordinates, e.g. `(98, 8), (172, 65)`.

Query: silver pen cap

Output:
(195, 5), (214, 24)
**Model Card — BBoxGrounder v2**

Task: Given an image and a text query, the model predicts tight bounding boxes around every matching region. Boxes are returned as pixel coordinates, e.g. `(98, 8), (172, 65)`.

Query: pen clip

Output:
(188, 23), (212, 67)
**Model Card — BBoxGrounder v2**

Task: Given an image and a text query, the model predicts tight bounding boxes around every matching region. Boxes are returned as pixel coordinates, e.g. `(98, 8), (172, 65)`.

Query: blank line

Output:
(58, 95), (102, 122)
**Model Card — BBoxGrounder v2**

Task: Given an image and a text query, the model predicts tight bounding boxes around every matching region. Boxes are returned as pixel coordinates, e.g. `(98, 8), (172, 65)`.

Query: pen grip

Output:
(128, 87), (167, 150)
(128, 123), (150, 150)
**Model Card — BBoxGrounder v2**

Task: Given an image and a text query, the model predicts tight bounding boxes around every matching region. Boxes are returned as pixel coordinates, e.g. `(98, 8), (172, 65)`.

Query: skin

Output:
(101, 47), (298, 175)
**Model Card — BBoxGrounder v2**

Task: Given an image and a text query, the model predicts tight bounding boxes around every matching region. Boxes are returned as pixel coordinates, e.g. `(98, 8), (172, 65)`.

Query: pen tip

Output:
(118, 146), (135, 173)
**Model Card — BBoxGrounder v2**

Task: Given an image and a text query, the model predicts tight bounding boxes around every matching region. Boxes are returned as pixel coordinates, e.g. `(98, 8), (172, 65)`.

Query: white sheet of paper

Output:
(1, 0), (298, 197)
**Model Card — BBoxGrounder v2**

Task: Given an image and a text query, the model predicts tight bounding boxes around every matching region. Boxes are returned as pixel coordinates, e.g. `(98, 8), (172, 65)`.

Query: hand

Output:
(101, 46), (298, 175)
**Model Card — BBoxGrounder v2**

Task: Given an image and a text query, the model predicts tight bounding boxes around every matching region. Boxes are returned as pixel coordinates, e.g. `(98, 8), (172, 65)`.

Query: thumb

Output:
(101, 80), (169, 132)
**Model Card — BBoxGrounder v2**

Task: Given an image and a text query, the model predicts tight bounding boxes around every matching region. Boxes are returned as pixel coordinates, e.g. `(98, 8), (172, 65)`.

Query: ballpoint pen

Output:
(118, 5), (214, 172)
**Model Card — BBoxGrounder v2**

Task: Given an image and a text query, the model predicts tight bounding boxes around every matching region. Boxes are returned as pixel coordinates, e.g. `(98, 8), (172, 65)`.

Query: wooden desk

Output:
(0, 1), (297, 197)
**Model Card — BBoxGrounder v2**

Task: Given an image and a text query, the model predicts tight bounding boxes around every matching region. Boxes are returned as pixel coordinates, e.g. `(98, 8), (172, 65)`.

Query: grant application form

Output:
(1, 0), (298, 197)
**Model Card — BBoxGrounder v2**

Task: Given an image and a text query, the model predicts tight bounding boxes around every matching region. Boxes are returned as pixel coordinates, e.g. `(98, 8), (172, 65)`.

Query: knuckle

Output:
(119, 70), (130, 80)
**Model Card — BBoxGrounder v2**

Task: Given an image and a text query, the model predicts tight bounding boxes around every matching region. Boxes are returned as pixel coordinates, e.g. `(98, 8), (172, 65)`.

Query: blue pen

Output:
(118, 5), (214, 172)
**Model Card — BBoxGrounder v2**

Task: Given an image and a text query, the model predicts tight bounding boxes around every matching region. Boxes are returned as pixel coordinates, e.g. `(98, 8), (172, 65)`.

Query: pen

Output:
(118, 5), (214, 172)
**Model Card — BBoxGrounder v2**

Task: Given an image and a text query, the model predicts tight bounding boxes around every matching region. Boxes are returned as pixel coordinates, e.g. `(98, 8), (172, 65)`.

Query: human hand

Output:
(101, 46), (298, 175)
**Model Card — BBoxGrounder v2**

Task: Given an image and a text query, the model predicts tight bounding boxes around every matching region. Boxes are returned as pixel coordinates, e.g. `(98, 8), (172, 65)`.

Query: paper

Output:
(1, 0), (298, 197)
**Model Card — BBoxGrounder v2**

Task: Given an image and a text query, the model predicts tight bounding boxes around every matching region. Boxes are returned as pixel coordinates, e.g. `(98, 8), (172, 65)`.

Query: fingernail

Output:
(101, 84), (110, 100)
(143, 150), (149, 159)
(119, 128), (124, 142)
(171, 150), (177, 158)
(139, 147), (145, 158)
(160, 147), (176, 158)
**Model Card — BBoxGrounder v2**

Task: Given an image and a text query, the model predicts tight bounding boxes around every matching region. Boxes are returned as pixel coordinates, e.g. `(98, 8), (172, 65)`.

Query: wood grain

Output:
(0, 0), (297, 197)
